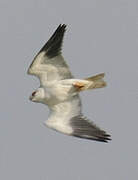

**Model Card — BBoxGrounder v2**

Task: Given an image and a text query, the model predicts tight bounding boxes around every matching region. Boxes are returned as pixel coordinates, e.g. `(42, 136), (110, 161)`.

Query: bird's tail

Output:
(84, 73), (107, 89)
(72, 73), (107, 92)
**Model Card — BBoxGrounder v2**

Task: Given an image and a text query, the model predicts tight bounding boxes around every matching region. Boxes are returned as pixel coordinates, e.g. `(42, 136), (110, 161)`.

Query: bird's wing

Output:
(27, 24), (73, 86)
(70, 115), (111, 142)
(46, 92), (111, 142)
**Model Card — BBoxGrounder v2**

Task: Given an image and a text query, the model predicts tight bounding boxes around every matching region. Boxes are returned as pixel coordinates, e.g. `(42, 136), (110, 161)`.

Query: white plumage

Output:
(28, 24), (111, 142)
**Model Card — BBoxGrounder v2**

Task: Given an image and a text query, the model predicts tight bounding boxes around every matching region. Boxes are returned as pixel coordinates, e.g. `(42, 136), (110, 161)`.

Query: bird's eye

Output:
(32, 91), (36, 97)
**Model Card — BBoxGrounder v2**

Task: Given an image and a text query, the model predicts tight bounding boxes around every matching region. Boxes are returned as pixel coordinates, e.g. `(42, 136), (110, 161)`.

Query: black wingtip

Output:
(96, 134), (112, 143)
(73, 133), (111, 143)
(70, 115), (112, 143)
(39, 24), (67, 58)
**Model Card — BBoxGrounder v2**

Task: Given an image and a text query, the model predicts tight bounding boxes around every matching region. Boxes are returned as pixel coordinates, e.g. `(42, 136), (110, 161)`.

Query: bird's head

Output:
(29, 88), (45, 103)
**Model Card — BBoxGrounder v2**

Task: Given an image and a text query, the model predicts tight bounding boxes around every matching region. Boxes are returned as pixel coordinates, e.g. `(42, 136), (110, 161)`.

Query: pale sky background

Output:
(0, 0), (138, 179)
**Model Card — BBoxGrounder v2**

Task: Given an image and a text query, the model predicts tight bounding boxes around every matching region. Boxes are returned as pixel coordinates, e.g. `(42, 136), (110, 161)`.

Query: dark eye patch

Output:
(32, 91), (36, 96)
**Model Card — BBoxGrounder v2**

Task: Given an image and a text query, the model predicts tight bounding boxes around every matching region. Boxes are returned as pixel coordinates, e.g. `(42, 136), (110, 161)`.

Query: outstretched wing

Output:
(27, 24), (73, 86)
(70, 115), (111, 142)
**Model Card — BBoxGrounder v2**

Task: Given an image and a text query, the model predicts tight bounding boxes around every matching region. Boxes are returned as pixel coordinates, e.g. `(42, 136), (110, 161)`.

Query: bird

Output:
(27, 24), (111, 142)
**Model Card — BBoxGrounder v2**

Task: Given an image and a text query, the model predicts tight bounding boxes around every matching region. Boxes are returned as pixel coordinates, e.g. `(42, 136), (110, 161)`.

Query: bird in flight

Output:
(27, 24), (111, 142)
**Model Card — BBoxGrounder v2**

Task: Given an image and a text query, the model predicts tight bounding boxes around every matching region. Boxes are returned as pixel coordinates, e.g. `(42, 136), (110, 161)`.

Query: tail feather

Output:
(85, 73), (107, 89)
(85, 73), (105, 81)
(90, 80), (107, 89)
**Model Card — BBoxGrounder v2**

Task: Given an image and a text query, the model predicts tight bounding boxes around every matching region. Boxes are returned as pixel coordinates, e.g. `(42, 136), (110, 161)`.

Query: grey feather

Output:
(70, 115), (111, 142)
(39, 24), (66, 58)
